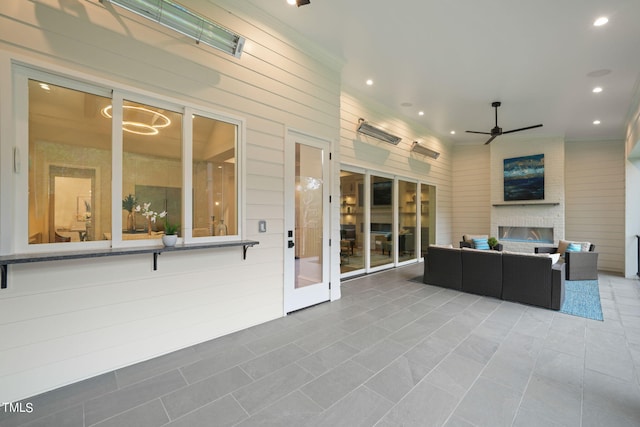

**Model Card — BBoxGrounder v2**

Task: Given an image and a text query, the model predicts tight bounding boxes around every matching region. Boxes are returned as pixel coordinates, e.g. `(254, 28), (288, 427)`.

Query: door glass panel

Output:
(398, 180), (417, 262)
(370, 175), (393, 268)
(340, 171), (364, 274)
(421, 183), (436, 256)
(28, 80), (112, 244)
(295, 143), (323, 288)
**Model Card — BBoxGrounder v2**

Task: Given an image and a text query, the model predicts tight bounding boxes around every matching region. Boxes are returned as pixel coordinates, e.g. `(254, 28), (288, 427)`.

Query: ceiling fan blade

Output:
(466, 130), (492, 135)
(502, 124), (543, 135)
(484, 135), (498, 145)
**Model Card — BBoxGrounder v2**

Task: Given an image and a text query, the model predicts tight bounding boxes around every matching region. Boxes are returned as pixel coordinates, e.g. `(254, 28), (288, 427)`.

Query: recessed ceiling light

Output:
(593, 120), (601, 125)
(592, 87), (603, 93)
(366, 79), (373, 86)
(450, 131), (456, 135)
(418, 111), (424, 116)
(587, 69), (611, 78)
(594, 16), (608, 26)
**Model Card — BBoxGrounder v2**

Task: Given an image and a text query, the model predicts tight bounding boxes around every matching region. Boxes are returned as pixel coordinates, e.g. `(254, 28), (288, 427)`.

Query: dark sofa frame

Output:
(424, 246), (565, 310)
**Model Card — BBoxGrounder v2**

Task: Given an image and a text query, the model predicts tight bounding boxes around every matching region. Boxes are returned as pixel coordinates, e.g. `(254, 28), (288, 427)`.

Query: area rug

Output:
(560, 280), (603, 321)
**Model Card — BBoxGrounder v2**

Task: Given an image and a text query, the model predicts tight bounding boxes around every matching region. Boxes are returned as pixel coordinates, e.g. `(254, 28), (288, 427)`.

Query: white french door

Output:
(284, 130), (331, 313)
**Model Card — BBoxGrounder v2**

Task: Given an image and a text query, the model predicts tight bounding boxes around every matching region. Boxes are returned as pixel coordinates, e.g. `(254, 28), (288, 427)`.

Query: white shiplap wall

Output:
(339, 91), (454, 245)
(452, 144), (490, 246)
(0, 0), (340, 402)
(565, 140), (625, 273)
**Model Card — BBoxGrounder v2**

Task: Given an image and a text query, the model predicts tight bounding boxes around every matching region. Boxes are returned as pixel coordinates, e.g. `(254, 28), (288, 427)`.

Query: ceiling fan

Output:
(466, 101), (543, 145)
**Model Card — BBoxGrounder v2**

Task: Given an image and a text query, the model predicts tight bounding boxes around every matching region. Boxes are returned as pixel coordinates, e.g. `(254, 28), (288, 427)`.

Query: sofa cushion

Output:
(472, 238), (490, 250)
(430, 243), (454, 248)
(463, 234), (488, 243)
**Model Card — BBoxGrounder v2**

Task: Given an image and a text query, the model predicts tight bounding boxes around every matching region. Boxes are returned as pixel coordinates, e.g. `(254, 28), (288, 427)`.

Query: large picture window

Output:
(28, 79), (112, 244)
(19, 68), (242, 249)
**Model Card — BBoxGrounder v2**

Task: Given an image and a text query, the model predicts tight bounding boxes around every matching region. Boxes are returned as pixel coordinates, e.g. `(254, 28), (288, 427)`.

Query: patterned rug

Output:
(560, 280), (603, 321)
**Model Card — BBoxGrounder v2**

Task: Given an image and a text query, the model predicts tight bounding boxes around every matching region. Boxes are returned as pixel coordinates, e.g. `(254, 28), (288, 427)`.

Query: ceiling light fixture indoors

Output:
(592, 86), (603, 93)
(356, 118), (402, 145)
(101, 105), (171, 136)
(411, 141), (440, 159)
(289, 0), (310, 6)
(593, 120), (601, 125)
(594, 16), (609, 26)
(101, 0), (245, 58)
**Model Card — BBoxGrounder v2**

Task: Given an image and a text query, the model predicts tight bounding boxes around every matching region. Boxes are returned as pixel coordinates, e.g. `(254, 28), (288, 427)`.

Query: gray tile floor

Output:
(3, 263), (640, 427)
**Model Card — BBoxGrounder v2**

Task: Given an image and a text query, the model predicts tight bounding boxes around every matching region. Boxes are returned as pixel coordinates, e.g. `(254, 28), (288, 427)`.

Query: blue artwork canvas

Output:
(503, 154), (544, 201)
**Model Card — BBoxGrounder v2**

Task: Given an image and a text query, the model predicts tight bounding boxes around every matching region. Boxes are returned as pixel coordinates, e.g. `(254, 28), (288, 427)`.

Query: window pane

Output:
(28, 80), (112, 244)
(192, 114), (237, 237)
(421, 183), (436, 256)
(398, 180), (417, 262)
(340, 170), (364, 274)
(370, 175), (393, 268)
(122, 100), (182, 240)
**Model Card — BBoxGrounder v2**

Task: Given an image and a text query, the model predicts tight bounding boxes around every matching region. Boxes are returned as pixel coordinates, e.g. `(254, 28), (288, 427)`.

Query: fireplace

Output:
(498, 226), (553, 243)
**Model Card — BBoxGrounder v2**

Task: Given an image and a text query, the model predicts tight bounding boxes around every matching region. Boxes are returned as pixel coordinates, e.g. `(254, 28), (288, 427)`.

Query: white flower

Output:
(137, 203), (166, 222)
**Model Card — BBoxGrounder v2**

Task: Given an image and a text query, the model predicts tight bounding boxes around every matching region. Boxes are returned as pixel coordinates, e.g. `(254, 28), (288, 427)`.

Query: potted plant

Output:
(122, 194), (138, 232)
(488, 236), (500, 250)
(162, 220), (180, 247)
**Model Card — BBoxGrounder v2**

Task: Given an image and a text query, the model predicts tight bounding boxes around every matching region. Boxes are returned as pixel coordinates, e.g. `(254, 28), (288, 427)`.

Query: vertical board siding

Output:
(566, 140), (625, 273)
(0, 0), (340, 401)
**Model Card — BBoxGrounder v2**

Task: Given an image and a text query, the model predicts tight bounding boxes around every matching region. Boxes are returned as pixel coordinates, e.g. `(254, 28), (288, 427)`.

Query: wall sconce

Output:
(356, 118), (402, 145)
(411, 141), (440, 159)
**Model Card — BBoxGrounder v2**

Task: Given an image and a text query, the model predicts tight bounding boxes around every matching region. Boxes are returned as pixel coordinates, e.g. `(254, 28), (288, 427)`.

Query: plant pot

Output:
(162, 234), (177, 247)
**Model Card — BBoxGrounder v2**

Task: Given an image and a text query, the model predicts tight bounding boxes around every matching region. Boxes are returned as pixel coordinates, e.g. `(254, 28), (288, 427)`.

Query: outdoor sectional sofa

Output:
(423, 245), (565, 310)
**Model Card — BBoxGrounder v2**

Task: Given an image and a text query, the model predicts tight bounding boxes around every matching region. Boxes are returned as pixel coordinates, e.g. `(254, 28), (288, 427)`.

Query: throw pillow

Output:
(557, 239), (570, 255)
(463, 234), (488, 243)
(472, 238), (490, 250)
(566, 243), (582, 252)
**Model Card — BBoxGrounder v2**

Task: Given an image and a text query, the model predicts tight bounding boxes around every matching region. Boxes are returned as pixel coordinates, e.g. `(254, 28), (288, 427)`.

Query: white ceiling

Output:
(246, 0), (640, 144)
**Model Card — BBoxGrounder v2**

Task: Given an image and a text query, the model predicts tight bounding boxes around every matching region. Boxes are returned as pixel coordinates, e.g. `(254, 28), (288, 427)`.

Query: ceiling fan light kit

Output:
(356, 118), (402, 145)
(466, 101), (543, 144)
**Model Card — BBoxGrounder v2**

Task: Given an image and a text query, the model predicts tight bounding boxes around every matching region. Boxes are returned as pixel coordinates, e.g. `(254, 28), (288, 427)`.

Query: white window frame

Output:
(10, 61), (245, 254)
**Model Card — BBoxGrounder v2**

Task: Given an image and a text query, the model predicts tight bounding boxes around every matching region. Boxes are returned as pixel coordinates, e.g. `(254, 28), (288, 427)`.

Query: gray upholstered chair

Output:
(535, 240), (598, 280)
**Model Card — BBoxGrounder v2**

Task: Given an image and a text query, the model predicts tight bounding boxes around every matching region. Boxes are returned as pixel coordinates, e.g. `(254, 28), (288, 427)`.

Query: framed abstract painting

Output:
(503, 154), (544, 201)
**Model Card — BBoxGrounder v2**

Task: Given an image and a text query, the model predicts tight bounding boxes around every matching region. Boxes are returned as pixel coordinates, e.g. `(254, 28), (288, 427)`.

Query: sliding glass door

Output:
(339, 171), (364, 275)
(339, 168), (436, 277)
(398, 180), (417, 263)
